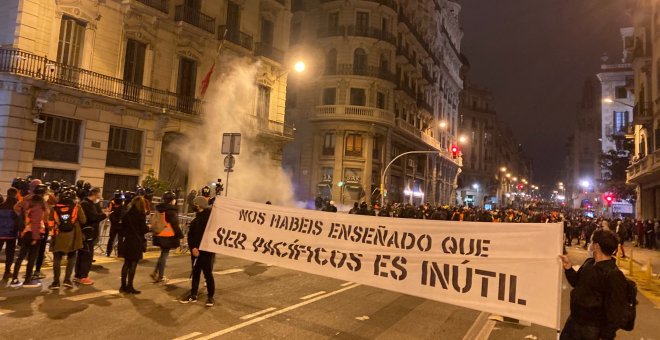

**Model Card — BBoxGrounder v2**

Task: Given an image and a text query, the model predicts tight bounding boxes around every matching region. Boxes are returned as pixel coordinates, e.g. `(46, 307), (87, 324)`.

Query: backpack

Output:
(620, 278), (638, 331)
(149, 212), (167, 234)
(53, 205), (77, 233)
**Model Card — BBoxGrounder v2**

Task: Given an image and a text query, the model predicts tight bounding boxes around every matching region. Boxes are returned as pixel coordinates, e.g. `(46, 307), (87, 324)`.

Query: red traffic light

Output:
(450, 145), (459, 159)
(517, 184), (524, 190)
(605, 195), (614, 202)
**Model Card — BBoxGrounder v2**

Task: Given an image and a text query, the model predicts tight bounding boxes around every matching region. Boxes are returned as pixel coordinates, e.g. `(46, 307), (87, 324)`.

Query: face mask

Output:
(94, 198), (101, 203)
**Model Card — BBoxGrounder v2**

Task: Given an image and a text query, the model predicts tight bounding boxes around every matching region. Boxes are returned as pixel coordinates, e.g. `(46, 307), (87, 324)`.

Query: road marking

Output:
(196, 284), (360, 339)
(300, 291), (326, 300)
(239, 307), (277, 320)
(167, 278), (190, 285)
(462, 311), (489, 340)
(172, 332), (203, 340)
(214, 268), (244, 275)
(0, 309), (13, 316)
(64, 290), (119, 301)
(340, 281), (354, 287)
(0, 296), (7, 301)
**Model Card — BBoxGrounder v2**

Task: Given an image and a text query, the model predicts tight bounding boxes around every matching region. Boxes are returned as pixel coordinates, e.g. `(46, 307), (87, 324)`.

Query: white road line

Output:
(475, 319), (496, 340)
(196, 284), (361, 339)
(300, 291), (326, 300)
(239, 307), (277, 320)
(172, 332), (203, 340)
(0, 309), (13, 316)
(167, 278), (191, 285)
(340, 281), (354, 287)
(462, 312), (489, 340)
(214, 268), (244, 275)
(64, 290), (119, 301)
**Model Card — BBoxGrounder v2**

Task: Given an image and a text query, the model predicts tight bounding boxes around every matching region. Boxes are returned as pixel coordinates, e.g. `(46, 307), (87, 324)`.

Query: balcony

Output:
(396, 80), (416, 99)
(312, 105), (395, 126)
(218, 26), (253, 51)
(417, 97), (433, 114)
(326, 64), (396, 83)
(364, 0), (397, 11)
(135, 0), (168, 13)
(0, 48), (201, 115)
(394, 118), (441, 150)
(175, 5), (215, 34)
(632, 101), (653, 126)
(255, 43), (284, 63)
(627, 149), (660, 184)
(346, 26), (396, 45)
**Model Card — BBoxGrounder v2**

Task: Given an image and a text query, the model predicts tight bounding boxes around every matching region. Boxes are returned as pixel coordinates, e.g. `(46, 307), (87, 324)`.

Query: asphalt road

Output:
(0, 247), (658, 340)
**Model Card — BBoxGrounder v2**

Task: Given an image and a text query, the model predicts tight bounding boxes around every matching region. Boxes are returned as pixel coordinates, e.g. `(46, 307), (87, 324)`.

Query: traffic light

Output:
(517, 183), (524, 190)
(604, 194), (614, 206)
(451, 145), (459, 159)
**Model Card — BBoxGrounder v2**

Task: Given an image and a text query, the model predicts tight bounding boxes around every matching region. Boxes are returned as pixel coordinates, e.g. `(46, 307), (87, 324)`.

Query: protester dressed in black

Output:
(180, 196), (215, 306)
(119, 196), (149, 294)
(559, 229), (628, 340)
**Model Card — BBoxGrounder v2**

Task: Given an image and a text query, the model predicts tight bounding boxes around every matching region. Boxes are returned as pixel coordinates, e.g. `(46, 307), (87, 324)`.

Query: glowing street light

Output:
(459, 135), (467, 144)
(472, 183), (479, 189)
(500, 167), (507, 172)
(513, 177), (518, 181)
(603, 97), (614, 104)
(439, 121), (447, 129)
(580, 180), (590, 189)
(294, 61), (306, 73)
(506, 173), (511, 178)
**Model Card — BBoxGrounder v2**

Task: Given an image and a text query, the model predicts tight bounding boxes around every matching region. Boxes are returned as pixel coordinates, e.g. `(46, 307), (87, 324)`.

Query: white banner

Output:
(200, 197), (563, 329)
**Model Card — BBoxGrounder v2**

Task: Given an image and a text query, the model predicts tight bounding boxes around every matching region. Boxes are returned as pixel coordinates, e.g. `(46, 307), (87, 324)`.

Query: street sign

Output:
(221, 133), (241, 155)
(224, 154), (236, 169)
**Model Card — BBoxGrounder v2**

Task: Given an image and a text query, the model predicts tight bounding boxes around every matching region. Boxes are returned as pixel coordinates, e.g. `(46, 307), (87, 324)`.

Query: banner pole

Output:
(556, 222), (564, 339)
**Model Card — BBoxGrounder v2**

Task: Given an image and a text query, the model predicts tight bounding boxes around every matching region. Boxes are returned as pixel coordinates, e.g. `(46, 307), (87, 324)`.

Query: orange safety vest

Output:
(21, 205), (46, 237)
(157, 213), (175, 237)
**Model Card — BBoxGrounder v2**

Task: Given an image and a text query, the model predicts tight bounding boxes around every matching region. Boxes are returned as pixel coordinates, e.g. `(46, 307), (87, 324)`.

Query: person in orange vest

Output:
(10, 183), (49, 288)
(150, 191), (183, 283)
(48, 187), (86, 290)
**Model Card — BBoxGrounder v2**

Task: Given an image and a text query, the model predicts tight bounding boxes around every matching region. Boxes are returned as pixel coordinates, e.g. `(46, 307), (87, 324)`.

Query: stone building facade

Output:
(284, 0), (463, 207)
(0, 0), (293, 198)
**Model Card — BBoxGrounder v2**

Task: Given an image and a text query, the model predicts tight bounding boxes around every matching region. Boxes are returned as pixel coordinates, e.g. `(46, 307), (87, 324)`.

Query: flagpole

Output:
(201, 28), (228, 99)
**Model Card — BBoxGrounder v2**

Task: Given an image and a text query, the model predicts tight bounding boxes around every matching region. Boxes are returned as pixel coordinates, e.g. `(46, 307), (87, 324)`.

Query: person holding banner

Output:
(180, 196), (215, 306)
(558, 229), (628, 340)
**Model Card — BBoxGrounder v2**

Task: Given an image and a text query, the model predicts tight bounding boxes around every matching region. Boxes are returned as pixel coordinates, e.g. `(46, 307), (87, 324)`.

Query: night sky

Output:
(458, 0), (631, 188)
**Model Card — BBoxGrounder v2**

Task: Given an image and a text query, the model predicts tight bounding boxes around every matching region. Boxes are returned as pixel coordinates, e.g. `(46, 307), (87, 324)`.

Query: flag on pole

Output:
(200, 62), (215, 98)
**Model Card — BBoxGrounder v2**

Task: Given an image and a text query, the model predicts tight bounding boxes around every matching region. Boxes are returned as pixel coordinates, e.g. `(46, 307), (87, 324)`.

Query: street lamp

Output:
(500, 167), (507, 172)
(439, 121), (447, 129)
(293, 61), (306, 73)
(472, 183), (480, 207)
(458, 135), (467, 144)
(603, 97), (633, 108)
(380, 150), (443, 206)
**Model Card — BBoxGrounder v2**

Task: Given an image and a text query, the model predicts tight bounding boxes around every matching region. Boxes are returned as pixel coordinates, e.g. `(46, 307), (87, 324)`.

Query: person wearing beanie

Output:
(180, 196), (215, 306)
(11, 183), (49, 288)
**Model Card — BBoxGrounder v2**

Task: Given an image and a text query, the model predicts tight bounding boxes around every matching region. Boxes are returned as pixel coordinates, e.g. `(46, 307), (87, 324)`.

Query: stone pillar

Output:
(332, 129), (345, 203)
(363, 133), (373, 203)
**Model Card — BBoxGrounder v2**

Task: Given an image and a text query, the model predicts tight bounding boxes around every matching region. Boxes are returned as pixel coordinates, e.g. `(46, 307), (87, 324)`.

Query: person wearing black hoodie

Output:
(76, 187), (107, 285)
(150, 191), (182, 283)
(118, 196), (149, 294)
(0, 188), (19, 280)
(180, 196), (215, 306)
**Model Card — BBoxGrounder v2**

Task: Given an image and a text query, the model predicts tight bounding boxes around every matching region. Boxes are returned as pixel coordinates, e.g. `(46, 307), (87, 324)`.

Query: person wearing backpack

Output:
(106, 191), (126, 257)
(0, 188), (19, 280)
(48, 188), (86, 290)
(559, 229), (630, 340)
(150, 191), (182, 283)
(10, 183), (49, 288)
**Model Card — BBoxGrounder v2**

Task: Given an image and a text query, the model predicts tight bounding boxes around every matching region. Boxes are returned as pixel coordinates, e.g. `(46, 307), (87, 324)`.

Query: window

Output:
(322, 133), (335, 156)
(376, 91), (386, 109)
(345, 134), (363, 156)
(350, 88), (366, 106)
(290, 21), (302, 45)
(353, 48), (367, 74)
(613, 111), (629, 134)
(322, 88), (336, 105)
(325, 49), (337, 74)
(106, 126), (143, 169)
(257, 85), (271, 122)
(226, 1), (241, 41)
(261, 19), (274, 45)
(356, 11), (369, 34)
(615, 86), (627, 99)
(382, 17), (390, 34)
(328, 12), (339, 33)
(57, 16), (85, 66)
(35, 114), (81, 163)
(32, 167), (77, 185)
(177, 57), (197, 112)
(123, 39), (146, 101)
(102, 174), (139, 201)
(379, 53), (389, 73)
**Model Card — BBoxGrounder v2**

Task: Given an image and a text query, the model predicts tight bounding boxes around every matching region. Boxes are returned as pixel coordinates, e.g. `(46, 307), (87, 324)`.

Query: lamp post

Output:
(472, 183), (480, 207)
(380, 150), (441, 207)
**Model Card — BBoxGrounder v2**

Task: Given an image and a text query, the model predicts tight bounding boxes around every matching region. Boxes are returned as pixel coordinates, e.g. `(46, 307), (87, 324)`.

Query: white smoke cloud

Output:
(173, 56), (296, 206)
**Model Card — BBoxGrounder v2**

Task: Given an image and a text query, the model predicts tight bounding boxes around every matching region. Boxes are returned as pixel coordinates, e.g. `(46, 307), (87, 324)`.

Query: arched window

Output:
(353, 48), (367, 75)
(325, 49), (337, 75)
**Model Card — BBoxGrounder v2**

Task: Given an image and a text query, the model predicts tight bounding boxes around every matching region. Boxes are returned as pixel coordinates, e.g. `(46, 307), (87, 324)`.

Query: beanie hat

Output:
(193, 196), (209, 209)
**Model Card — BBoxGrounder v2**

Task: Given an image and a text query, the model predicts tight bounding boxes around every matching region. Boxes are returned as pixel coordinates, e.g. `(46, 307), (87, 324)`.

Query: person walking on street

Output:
(180, 196), (215, 306)
(119, 196), (149, 294)
(11, 183), (49, 288)
(558, 229), (629, 340)
(151, 191), (182, 283)
(76, 187), (107, 285)
(29, 179), (55, 281)
(48, 188), (85, 290)
(0, 188), (19, 280)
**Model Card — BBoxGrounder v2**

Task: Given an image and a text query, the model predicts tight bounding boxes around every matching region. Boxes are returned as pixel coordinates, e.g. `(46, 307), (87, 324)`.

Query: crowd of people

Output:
(0, 176), (217, 307)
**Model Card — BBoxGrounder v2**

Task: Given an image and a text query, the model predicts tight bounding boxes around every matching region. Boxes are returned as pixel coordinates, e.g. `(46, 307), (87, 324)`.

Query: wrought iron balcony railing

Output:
(325, 63), (397, 83)
(255, 43), (284, 63)
(175, 5), (215, 34)
(0, 48), (201, 115)
(218, 25), (253, 51)
(136, 0), (168, 13)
